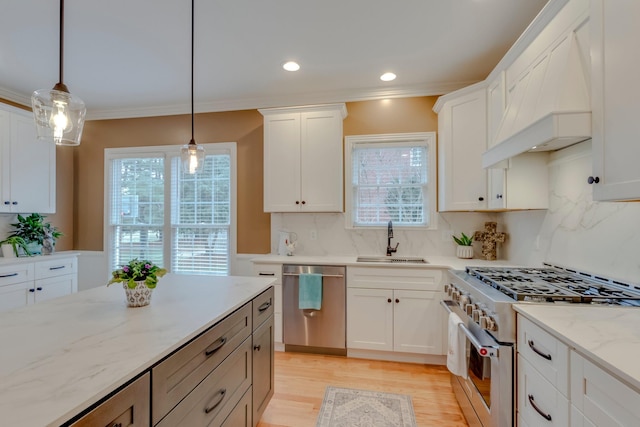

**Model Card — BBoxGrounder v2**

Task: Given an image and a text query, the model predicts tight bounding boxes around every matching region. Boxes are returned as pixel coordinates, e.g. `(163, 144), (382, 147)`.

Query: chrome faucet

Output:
(386, 220), (399, 256)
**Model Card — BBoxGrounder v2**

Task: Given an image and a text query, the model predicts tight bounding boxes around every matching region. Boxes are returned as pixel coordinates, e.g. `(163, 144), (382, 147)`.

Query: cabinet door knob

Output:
(387, 298), (392, 303)
(295, 201), (300, 205)
(254, 344), (261, 351)
(11, 201), (17, 205)
(395, 298), (399, 303)
(587, 176), (600, 184)
(496, 194), (503, 199)
(36, 287), (43, 291)
(478, 197), (484, 201)
(301, 200), (306, 205)
(29, 288), (35, 292)
(3, 201), (9, 205)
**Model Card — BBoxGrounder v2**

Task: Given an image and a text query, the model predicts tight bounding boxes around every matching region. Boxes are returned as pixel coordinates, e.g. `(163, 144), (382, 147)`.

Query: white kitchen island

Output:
(0, 273), (275, 426)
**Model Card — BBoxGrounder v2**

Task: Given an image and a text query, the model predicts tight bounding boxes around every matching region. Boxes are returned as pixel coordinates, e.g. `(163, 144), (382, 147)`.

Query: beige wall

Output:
(70, 96), (439, 254)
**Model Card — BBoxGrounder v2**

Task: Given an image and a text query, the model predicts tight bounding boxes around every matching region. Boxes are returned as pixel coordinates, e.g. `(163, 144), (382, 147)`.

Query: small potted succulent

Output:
(108, 258), (167, 307)
(453, 232), (474, 259)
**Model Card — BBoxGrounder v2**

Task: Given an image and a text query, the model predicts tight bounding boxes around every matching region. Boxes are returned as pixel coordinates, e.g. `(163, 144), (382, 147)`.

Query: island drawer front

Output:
(0, 263), (33, 287)
(70, 372), (150, 427)
(155, 337), (253, 427)
(222, 386), (252, 427)
(152, 302), (252, 424)
(34, 256), (77, 280)
(253, 286), (274, 330)
(518, 316), (569, 396)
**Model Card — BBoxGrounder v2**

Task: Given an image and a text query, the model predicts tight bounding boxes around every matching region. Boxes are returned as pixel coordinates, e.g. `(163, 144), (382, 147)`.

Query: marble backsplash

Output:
(503, 140), (640, 285)
(270, 211), (501, 260)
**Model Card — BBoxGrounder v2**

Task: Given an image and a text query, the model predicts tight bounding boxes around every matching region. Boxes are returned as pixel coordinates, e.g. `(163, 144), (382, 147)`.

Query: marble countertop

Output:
(514, 304), (640, 392)
(0, 273), (275, 427)
(250, 254), (515, 270)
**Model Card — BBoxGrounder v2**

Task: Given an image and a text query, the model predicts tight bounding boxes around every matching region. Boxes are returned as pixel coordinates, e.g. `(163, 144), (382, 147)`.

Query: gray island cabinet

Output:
(0, 274), (275, 427)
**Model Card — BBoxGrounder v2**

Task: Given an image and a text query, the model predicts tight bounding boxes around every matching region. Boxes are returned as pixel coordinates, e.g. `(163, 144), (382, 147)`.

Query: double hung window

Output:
(106, 143), (236, 275)
(345, 132), (436, 229)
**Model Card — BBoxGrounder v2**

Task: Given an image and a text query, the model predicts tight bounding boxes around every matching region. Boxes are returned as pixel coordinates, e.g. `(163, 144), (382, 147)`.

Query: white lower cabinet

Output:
(570, 350), (640, 427)
(347, 267), (445, 357)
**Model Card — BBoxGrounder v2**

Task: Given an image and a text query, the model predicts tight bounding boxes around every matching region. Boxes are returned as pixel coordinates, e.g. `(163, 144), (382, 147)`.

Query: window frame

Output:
(344, 132), (437, 230)
(104, 143), (237, 275)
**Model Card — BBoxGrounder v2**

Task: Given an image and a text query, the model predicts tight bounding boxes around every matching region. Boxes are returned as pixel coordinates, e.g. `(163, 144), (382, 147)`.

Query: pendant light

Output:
(31, 0), (86, 146)
(181, 0), (205, 174)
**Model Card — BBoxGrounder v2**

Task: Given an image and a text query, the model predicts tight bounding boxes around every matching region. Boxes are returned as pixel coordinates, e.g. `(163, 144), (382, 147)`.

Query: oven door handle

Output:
(440, 300), (499, 358)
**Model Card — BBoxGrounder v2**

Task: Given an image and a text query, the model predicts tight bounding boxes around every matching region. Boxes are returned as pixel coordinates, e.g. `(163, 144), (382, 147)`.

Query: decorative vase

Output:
(124, 281), (153, 307)
(456, 245), (474, 259)
(25, 241), (42, 255)
(1, 244), (16, 258)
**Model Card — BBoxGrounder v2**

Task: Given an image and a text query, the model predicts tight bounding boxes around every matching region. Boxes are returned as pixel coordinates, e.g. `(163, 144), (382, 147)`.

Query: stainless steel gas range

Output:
(441, 264), (640, 427)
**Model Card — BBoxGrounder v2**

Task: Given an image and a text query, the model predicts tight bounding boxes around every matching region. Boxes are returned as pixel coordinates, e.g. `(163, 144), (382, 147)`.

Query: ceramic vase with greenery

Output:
(8, 213), (62, 255)
(453, 232), (474, 259)
(108, 259), (167, 307)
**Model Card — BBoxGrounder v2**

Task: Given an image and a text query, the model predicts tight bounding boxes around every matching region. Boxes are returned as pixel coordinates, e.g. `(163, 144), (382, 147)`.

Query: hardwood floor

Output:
(257, 351), (469, 427)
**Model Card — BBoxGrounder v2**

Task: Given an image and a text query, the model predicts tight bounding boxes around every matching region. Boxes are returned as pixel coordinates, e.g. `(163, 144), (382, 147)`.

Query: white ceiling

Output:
(0, 0), (548, 120)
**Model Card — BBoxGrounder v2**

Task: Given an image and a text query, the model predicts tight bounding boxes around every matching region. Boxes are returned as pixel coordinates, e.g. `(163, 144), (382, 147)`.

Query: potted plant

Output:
(453, 232), (474, 259)
(8, 213), (62, 255)
(108, 258), (167, 307)
(0, 236), (31, 258)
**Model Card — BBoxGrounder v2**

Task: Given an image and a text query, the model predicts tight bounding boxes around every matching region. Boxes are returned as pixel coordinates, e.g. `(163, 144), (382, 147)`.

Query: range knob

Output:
(472, 309), (482, 323)
(465, 303), (476, 316)
(459, 294), (470, 308)
(480, 315), (497, 332)
(447, 285), (454, 296)
(452, 290), (460, 302)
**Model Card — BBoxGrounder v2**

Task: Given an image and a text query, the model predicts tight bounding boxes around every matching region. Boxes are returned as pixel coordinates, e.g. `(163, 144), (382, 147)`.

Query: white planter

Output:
(124, 281), (153, 307)
(1, 244), (16, 258)
(456, 245), (474, 259)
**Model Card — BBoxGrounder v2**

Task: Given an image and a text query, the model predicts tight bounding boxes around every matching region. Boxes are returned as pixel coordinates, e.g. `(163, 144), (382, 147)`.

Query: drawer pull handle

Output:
(254, 344), (261, 351)
(258, 301), (271, 312)
(528, 340), (552, 361)
(111, 423), (123, 427)
(0, 273), (19, 278)
(204, 388), (227, 414)
(528, 394), (552, 421)
(258, 272), (275, 276)
(204, 337), (227, 356)
(49, 266), (66, 270)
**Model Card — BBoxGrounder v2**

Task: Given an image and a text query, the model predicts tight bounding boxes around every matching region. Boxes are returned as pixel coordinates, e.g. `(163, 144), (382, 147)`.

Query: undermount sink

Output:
(356, 256), (428, 264)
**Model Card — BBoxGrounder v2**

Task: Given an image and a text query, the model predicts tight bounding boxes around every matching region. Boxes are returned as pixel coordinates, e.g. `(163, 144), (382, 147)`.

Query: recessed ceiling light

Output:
(380, 72), (396, 82)
(283, 61), (300, 72)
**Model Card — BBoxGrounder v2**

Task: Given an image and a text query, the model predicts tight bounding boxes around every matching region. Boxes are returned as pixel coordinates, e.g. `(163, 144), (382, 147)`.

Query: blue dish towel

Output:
(299, 273), (323, 310)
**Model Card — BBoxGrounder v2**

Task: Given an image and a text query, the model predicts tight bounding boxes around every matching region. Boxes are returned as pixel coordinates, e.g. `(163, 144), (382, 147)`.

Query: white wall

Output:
(503, 140), (640, 284)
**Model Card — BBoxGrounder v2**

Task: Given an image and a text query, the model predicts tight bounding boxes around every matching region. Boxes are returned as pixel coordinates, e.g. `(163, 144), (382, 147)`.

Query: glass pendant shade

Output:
(181, 140), (205, 174)
(32, 84), (86, 146)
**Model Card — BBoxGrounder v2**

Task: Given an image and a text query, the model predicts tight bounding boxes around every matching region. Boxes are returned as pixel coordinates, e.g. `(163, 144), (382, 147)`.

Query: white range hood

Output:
(483, 32), (591, 168)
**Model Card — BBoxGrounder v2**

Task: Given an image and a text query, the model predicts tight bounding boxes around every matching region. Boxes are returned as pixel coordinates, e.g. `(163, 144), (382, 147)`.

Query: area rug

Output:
(316, 386), (417, 427)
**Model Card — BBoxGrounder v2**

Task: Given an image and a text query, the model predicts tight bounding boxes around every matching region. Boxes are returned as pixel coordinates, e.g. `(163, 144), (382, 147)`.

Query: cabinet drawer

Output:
(347, 266), (443, 291)
(34, 257), (77, 280)
(152, 303), (252, 424)
(518, 355), (569, 426)
(156, 337), (252, 427)
(70, 373), (150, 427)
(252, 263), (282, 285)
(518, 315), (569, 396)
(0, 263), (33, 286)
(253, 286), (274, 330)
(222, 386), (252, 427)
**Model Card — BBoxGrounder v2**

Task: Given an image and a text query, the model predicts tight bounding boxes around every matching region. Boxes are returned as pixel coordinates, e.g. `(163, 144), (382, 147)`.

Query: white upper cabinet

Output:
(0, 103), (56, 213)
(590, 0), (640, 201)
(260, 104), (346, 212)
(435, 84), (488, 211)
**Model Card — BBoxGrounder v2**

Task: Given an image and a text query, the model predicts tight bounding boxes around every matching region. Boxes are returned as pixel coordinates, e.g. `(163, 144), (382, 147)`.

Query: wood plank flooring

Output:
(257, 351), (468, 427)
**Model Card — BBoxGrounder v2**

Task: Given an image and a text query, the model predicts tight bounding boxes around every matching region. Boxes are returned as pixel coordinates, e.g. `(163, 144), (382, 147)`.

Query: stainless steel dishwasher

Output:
(282, 264), (346, 355)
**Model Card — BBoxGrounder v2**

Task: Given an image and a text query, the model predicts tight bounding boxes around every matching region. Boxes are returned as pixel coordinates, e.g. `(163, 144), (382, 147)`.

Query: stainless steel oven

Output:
(441, 299), (514, 427)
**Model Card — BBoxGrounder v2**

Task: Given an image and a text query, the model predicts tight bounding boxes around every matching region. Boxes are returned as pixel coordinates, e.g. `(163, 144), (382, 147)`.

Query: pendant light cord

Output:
(59, 0), (64, 85)
(190, 0), (195, 143)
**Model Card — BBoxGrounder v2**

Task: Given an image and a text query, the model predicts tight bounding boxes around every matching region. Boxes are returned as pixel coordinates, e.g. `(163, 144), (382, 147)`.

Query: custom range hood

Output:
(483, 32), (591, 168)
